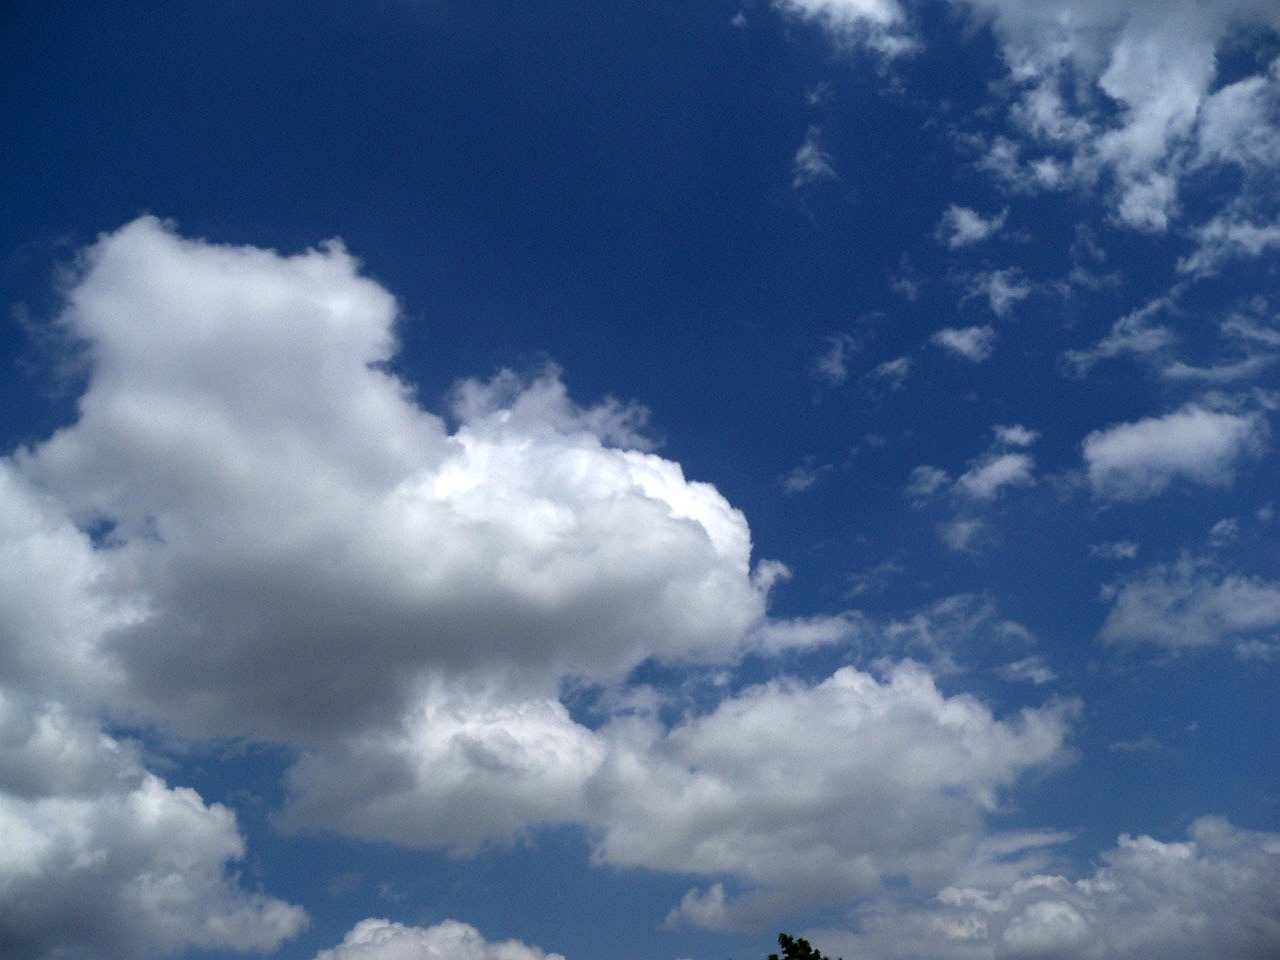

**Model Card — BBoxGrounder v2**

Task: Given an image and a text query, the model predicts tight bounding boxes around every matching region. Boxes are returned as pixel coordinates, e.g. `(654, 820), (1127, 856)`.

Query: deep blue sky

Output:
(3, 3), (1279, 960)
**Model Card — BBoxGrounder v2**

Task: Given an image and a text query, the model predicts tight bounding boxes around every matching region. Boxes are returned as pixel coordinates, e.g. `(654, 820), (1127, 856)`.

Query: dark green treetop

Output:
(767, 932), (842, 960)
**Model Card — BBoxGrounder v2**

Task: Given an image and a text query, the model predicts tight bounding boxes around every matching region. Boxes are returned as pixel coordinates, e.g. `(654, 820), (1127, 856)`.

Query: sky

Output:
(2, 1), (1280, 959)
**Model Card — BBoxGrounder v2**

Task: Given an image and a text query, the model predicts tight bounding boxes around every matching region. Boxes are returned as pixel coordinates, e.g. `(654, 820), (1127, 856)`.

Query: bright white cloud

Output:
(1082, 403), (1268, 500)
(819, 817), (1280, 960)
(0, 691), (307, 960)
(1100, 555), (1280, 649)
(774, 0), (913, 57)
(315, 918), (564, 960)
(936, 205), (1007, 248)
(11, 217), (775, 742)
(932, 325), (996, 362)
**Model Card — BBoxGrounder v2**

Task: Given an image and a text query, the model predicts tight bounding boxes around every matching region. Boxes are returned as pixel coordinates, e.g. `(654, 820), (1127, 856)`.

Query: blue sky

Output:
(2, 2), (1280, 959)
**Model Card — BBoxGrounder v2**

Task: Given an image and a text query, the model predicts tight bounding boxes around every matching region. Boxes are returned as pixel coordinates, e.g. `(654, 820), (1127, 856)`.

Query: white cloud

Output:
(0, 691), (307, 960)
(931, 326), (996, 362)
(992, 424), (1037, 447)
(0, 220), (1080, 940)
(1082, 403), (1268, 500)
(774, 0), (914, 57)
(792, 125), (840, 187)
(811, 332), (861, 388)
(957, 1), (1280, 235)
(600, 662), (1076, 930)
(780, 459), (831, 494)
(11, 217), (776, 742)
(936, 205), (1007, 248)
(1062, 299), (1174, 375)
(818, 817), (1280, 960)
(865, 355), (913, 391)
(967, 268), (1030, 318)
(1089, 540), (1139, 561)
(1179, 214), (1280, 276)
(940, 518), (984, 552)
(315, 918), (564, 960)
(998, 656), (1056, 685)
(907, 465), (951, 502)
(956, 452), (1035, 500)
(1100, 554), (1280, 649)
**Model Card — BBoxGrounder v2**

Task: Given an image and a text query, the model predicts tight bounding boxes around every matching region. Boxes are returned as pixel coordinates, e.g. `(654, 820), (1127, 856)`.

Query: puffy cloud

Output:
(0, 691), (307, 960)
(598, 663), (1076, 930)
(792, 126), (840, 188)
(1062, 300), (1174, 375)
(818, 817), (1280, 960)
(937, 205), (1007, 248)
(279, 679), (607, 853)
(992, 424), (1037, 448)
(281, 662), (1072, 926)
(956, 453), (1035, 500)
(1100, 554), (1280, 649)
(932, 326), (996, 362)
(11, 217), (774, 741)
(314, 918), (564, 960)
(3, 219), (1078, 943)
(1082, 404), (1268, 500)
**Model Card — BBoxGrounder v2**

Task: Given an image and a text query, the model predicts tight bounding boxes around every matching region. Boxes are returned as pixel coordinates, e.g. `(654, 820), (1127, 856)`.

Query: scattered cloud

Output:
(811, 332), (861, 388)
(863, 355), (913, 393)
(906, 465), (950, 502)
(956, 452), (1035, 500)
(792, 125), (840, 187)
(1100, 554), (1280, 649)
(993, 423), (1038, 447)
(967, 268), (1031, 318)
(1082, 403), (1268, 500)
(774, 0), (915, 58)
(1090, 540), (1140, 561)
(936, 205), (1007, 248)
(998, 656), (1057, 685)
(931, 325), (996, 362)
(780, 459), (832, 494)
(819, 817), (1280, 960)
(940, 518), (984, 552)
(1062, 299), (1174, 375)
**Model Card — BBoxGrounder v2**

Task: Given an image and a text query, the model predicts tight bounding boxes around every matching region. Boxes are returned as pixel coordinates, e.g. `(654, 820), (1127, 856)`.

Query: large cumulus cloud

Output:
(0, 218), (1088, 941)
(12, 216), (773, 742)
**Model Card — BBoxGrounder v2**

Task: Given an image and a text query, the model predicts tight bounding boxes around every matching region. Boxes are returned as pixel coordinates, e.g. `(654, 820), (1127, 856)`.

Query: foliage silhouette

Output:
(767, 932), (842, 960)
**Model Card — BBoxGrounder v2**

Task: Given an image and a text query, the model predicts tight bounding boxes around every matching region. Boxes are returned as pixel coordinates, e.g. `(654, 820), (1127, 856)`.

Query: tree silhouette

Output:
(767, 932), (842, 960)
